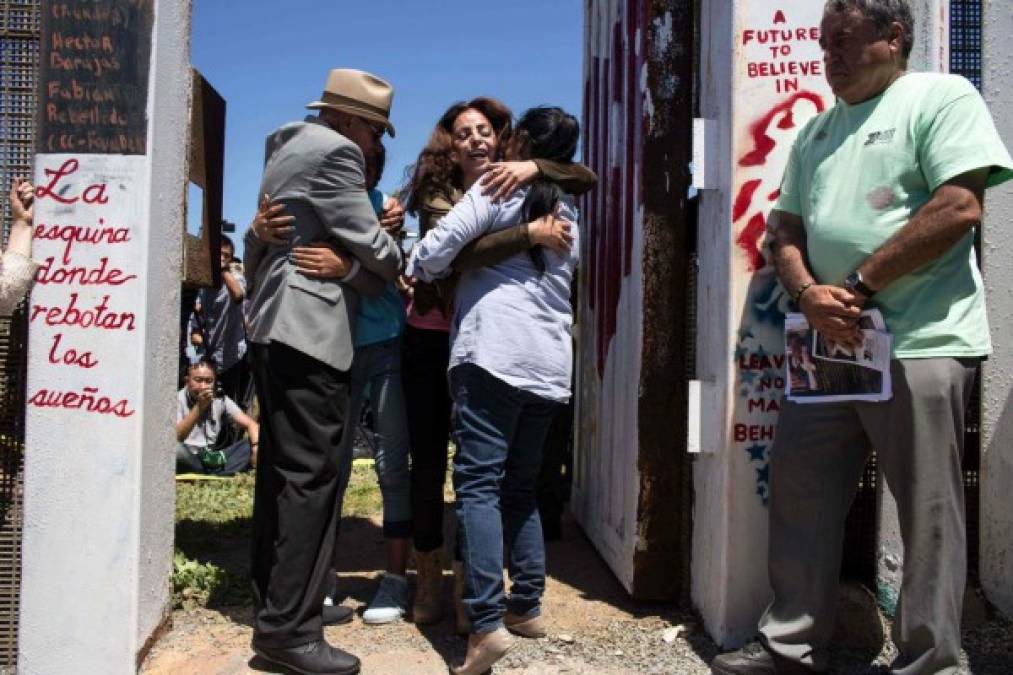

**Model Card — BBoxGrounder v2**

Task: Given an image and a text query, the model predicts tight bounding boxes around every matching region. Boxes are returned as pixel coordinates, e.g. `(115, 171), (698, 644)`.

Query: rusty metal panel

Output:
(573, 0), (694, 600)
(182, 70), (225, 289)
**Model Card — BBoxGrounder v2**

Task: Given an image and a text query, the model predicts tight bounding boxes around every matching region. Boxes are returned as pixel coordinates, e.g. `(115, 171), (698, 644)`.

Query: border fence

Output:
(0, 0), (39, 667)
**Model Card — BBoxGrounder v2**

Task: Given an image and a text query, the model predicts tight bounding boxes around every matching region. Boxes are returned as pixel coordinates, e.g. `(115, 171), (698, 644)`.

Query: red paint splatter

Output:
(736, 212), (768, 271)
(738, 91), (825, 167)
(733, 179), (762, 222)
(767, 188), (781, 201)
(585, 7), (645, 377)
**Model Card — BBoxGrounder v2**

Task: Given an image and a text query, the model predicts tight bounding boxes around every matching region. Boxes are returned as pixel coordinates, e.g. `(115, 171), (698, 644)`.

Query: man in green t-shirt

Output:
(713, 2), (1013, 675)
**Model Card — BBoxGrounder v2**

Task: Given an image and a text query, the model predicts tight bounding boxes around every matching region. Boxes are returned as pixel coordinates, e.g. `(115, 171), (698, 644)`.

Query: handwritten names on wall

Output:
(39, 0), (153, 154)
(28, 155), (147, 419)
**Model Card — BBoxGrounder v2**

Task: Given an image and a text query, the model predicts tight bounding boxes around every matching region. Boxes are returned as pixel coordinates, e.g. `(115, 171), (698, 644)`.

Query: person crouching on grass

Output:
(175, 360), (259, 475)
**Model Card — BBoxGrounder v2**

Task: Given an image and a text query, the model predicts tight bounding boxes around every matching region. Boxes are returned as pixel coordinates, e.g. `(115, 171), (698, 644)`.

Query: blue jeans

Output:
(345, 337), (411, 537)
(450, 363), (562, 634)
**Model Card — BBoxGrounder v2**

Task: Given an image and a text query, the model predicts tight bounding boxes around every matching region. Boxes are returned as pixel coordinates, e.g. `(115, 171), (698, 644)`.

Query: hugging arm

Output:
(308, 143), (403, 282)
(408, 190), (493, 281)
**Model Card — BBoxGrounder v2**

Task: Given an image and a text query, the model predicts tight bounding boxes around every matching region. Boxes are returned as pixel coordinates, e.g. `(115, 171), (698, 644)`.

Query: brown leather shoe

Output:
(451, 627), (514, 675)
(504, 612), (547, 638)
(412, 548), (443, 625)
(452, 561), (471, 635)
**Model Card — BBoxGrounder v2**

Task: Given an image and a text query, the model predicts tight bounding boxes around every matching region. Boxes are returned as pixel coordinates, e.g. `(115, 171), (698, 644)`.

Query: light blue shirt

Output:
(355, 189), (407, 347)
(407, 183), (578, 402)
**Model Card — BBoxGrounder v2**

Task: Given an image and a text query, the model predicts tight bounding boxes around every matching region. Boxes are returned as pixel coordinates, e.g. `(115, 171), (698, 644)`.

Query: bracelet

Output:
(792, 282), (813, 304)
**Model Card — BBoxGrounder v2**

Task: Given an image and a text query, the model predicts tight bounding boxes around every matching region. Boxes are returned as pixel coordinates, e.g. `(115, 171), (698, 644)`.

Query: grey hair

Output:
(824, 0), (914, 59)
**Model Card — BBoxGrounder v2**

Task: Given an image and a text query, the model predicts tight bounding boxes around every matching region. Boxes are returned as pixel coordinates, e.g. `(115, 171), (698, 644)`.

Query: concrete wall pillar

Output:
(693, 1), (833, 646)
(18, 1), (190, 672)
(980, 0), (1013, 620)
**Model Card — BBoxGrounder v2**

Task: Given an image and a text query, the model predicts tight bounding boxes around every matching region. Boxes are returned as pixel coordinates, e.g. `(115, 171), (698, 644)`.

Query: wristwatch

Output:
(844, 270), (875, 297)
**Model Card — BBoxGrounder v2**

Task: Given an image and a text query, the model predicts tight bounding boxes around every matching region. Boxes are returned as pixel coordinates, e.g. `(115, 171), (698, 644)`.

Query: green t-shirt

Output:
(776, 72), (1013, 358)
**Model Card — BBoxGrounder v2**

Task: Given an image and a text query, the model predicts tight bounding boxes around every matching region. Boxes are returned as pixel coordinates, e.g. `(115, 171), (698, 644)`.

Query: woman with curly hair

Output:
(401, 97), (595, 631)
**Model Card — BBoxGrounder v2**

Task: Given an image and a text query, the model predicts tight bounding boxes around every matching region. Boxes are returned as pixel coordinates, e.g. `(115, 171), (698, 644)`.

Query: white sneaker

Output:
(362, 573), (409, 625)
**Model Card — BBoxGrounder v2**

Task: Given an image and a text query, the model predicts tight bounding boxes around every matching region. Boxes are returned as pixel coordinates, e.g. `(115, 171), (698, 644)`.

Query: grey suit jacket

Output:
(243, 116), (402, 371)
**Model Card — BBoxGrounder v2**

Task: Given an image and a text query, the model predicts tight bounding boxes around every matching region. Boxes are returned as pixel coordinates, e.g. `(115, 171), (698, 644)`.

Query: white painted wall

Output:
(693, 0), (832, 647)
(137, 0), (191, 653)
(692, 0), (738, 645)
(980, 0), (1013, 620)
(572, 0), (646, 593)
(18, 2), (190, 672)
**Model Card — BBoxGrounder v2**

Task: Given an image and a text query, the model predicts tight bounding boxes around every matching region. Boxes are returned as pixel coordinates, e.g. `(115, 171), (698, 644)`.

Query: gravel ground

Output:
(144, 513), (1013, 674)
(149, 473), (1013, 674)
(142, 595), (1013, 674)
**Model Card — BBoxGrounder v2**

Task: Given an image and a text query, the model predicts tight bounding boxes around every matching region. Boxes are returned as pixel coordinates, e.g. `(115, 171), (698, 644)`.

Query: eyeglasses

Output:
(355, 116), (386, 141)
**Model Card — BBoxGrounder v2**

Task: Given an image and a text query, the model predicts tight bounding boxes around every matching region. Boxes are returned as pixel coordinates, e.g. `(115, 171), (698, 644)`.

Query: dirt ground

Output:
(143, 508), (716, 675)
(145, 473), (1013, 675)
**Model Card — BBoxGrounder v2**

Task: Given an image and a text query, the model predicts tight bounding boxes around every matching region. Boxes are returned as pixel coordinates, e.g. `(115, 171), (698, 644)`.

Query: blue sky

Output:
(190, 0), (584, 254)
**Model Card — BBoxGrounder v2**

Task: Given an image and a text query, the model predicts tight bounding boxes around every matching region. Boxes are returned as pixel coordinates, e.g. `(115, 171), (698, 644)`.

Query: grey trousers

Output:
(759, 358), (978, 675)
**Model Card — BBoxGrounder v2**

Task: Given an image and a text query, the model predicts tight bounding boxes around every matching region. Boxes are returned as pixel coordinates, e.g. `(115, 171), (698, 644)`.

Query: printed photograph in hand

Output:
(813, 330), (875, 367)
(786, 328), (820, 394)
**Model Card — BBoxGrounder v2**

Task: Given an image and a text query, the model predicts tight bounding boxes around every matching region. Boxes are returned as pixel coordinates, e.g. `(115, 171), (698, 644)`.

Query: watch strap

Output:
(854, 277), (875, 297)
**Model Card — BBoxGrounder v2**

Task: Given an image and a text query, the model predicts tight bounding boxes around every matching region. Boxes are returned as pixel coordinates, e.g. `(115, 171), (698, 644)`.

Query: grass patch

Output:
(172, 462), (384, 610)
(172, 550), (248, 610)
(341, 461), (384, 517)
(176, 472), (256, 524)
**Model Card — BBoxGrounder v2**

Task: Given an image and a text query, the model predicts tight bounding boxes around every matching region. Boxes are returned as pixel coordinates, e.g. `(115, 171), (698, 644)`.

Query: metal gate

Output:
(0, 0), (39, 666)
(949, 0), (984, 586)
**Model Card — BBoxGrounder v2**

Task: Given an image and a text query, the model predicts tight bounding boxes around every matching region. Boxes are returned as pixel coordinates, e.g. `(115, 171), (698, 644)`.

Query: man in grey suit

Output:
(243, 69), (402, 675)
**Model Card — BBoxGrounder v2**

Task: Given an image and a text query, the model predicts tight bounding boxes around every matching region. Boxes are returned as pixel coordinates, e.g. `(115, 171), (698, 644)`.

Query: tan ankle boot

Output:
(451, 627), (514, 675)
(411, 548), (443, 625)
(505, 611), (547, 638)
(452, 561), (472, 635)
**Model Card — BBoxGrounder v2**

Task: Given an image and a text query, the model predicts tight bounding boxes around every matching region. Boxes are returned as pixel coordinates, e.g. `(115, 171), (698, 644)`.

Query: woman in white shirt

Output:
(409, 106), (581, 675)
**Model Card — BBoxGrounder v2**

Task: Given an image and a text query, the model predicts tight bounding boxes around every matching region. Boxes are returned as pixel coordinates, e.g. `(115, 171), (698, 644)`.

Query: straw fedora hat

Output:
(307, 68), (396, 137)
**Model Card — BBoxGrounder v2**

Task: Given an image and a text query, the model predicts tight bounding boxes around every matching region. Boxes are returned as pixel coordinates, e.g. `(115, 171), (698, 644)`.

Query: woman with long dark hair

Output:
(401, 97), (595, 631)
(409, 106), (583, 675)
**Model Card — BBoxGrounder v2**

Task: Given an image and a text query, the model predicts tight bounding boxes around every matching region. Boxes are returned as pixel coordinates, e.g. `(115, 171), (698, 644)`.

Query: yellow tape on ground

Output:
(176, 459), (374, 481)
(175, 473), (233, 481)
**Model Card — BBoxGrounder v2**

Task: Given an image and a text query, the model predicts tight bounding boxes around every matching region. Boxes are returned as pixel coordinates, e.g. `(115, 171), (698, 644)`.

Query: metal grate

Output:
(0, 0), (39, 667)
(949, 0), (983, 587)
(963, 367), (982, 586)
(841, 455), (878, 586)
(950, 0), (982, 89)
